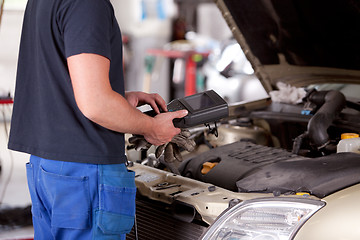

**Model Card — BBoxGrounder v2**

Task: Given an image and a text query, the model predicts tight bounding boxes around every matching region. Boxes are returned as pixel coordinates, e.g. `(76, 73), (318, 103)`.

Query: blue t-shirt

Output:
(8, 0), (127, 164)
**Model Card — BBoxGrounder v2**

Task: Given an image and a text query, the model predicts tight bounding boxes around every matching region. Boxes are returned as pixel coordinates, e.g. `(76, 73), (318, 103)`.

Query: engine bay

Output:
(129, 89), (360, 199)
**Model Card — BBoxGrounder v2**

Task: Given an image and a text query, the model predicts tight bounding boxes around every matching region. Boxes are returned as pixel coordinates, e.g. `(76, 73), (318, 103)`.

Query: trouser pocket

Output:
(26, 162), (42, 219)
(97, 168), (136, 235)
(40, 165), (91, 229)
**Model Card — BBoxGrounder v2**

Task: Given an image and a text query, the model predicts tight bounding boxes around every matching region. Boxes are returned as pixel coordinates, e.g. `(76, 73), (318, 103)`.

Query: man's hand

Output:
(125, 91), (167, 114)
(125, 91), (188, 146)
(144, 110), (188, 146)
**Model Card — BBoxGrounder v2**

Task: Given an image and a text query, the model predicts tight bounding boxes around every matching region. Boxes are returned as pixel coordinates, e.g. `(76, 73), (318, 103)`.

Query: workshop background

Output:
(0, 0), (248, 239)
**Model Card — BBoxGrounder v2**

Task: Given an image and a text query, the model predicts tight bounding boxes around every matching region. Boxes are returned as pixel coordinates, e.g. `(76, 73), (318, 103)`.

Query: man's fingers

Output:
(149, 102), (160, 114)
(154, 94), (167, 112)
(147, 93), (167, 114)
(170, 110), (188, 120)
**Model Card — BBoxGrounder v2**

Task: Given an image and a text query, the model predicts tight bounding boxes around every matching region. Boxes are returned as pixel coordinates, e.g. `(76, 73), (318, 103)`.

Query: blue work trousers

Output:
(26, 155), (136, 240)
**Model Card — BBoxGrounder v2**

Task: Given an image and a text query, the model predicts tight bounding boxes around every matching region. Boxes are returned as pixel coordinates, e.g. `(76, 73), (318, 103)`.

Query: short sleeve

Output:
(58, 0), (114, 59)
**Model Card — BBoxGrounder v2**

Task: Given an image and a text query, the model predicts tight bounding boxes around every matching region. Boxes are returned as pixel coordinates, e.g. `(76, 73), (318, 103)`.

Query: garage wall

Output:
(0, 1), (176, 102)
(0, 1), (233, 100)
(0, 9), (23, 97)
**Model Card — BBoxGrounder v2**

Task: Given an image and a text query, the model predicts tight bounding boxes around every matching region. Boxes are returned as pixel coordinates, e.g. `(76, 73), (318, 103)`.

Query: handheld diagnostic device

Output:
(146, 90), (229, 128)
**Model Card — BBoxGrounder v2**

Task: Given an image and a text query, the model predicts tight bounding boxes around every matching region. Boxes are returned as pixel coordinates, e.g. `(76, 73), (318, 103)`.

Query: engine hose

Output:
(292, 132), (308, 154)
(307, 90), (346, 148)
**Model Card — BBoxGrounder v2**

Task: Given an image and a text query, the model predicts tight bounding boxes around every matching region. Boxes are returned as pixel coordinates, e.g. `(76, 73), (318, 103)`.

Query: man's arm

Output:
(67, 53), (187, 145)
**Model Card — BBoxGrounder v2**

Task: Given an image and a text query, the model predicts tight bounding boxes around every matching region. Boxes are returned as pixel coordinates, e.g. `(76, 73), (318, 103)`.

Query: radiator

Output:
(127, 197), (207, 240)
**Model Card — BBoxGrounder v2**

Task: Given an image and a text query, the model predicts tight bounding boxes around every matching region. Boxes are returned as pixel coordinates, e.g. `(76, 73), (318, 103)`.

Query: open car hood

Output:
(215, 0), (360, 92)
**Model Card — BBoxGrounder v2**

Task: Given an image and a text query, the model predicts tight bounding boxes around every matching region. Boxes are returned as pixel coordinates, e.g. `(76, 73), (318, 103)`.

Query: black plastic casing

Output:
(144, 90), (229, 128)
(168, 90), (229, 128)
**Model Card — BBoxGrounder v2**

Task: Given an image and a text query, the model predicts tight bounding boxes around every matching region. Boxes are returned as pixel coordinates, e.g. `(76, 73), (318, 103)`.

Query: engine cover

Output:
(181, 141), (360, 198)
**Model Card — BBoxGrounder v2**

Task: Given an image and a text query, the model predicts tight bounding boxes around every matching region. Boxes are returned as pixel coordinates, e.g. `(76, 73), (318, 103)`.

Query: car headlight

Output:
(200, 197), (325, 240)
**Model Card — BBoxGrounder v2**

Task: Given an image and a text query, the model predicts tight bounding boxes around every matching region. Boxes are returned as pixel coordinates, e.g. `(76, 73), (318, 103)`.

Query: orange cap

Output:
(201, 162), (219, 175)
(341, 133), (359, 140)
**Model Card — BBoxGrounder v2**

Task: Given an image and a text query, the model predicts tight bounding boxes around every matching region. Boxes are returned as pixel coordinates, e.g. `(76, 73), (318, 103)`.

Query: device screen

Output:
(184, 92), (216, 111)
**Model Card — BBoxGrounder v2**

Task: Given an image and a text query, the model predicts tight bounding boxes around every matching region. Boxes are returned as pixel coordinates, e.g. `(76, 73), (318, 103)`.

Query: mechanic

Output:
(7, 0), (187, 239)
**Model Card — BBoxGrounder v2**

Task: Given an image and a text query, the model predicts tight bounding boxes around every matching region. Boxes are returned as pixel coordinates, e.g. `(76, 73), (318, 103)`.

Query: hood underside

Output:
(215, 0), (360, 91)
